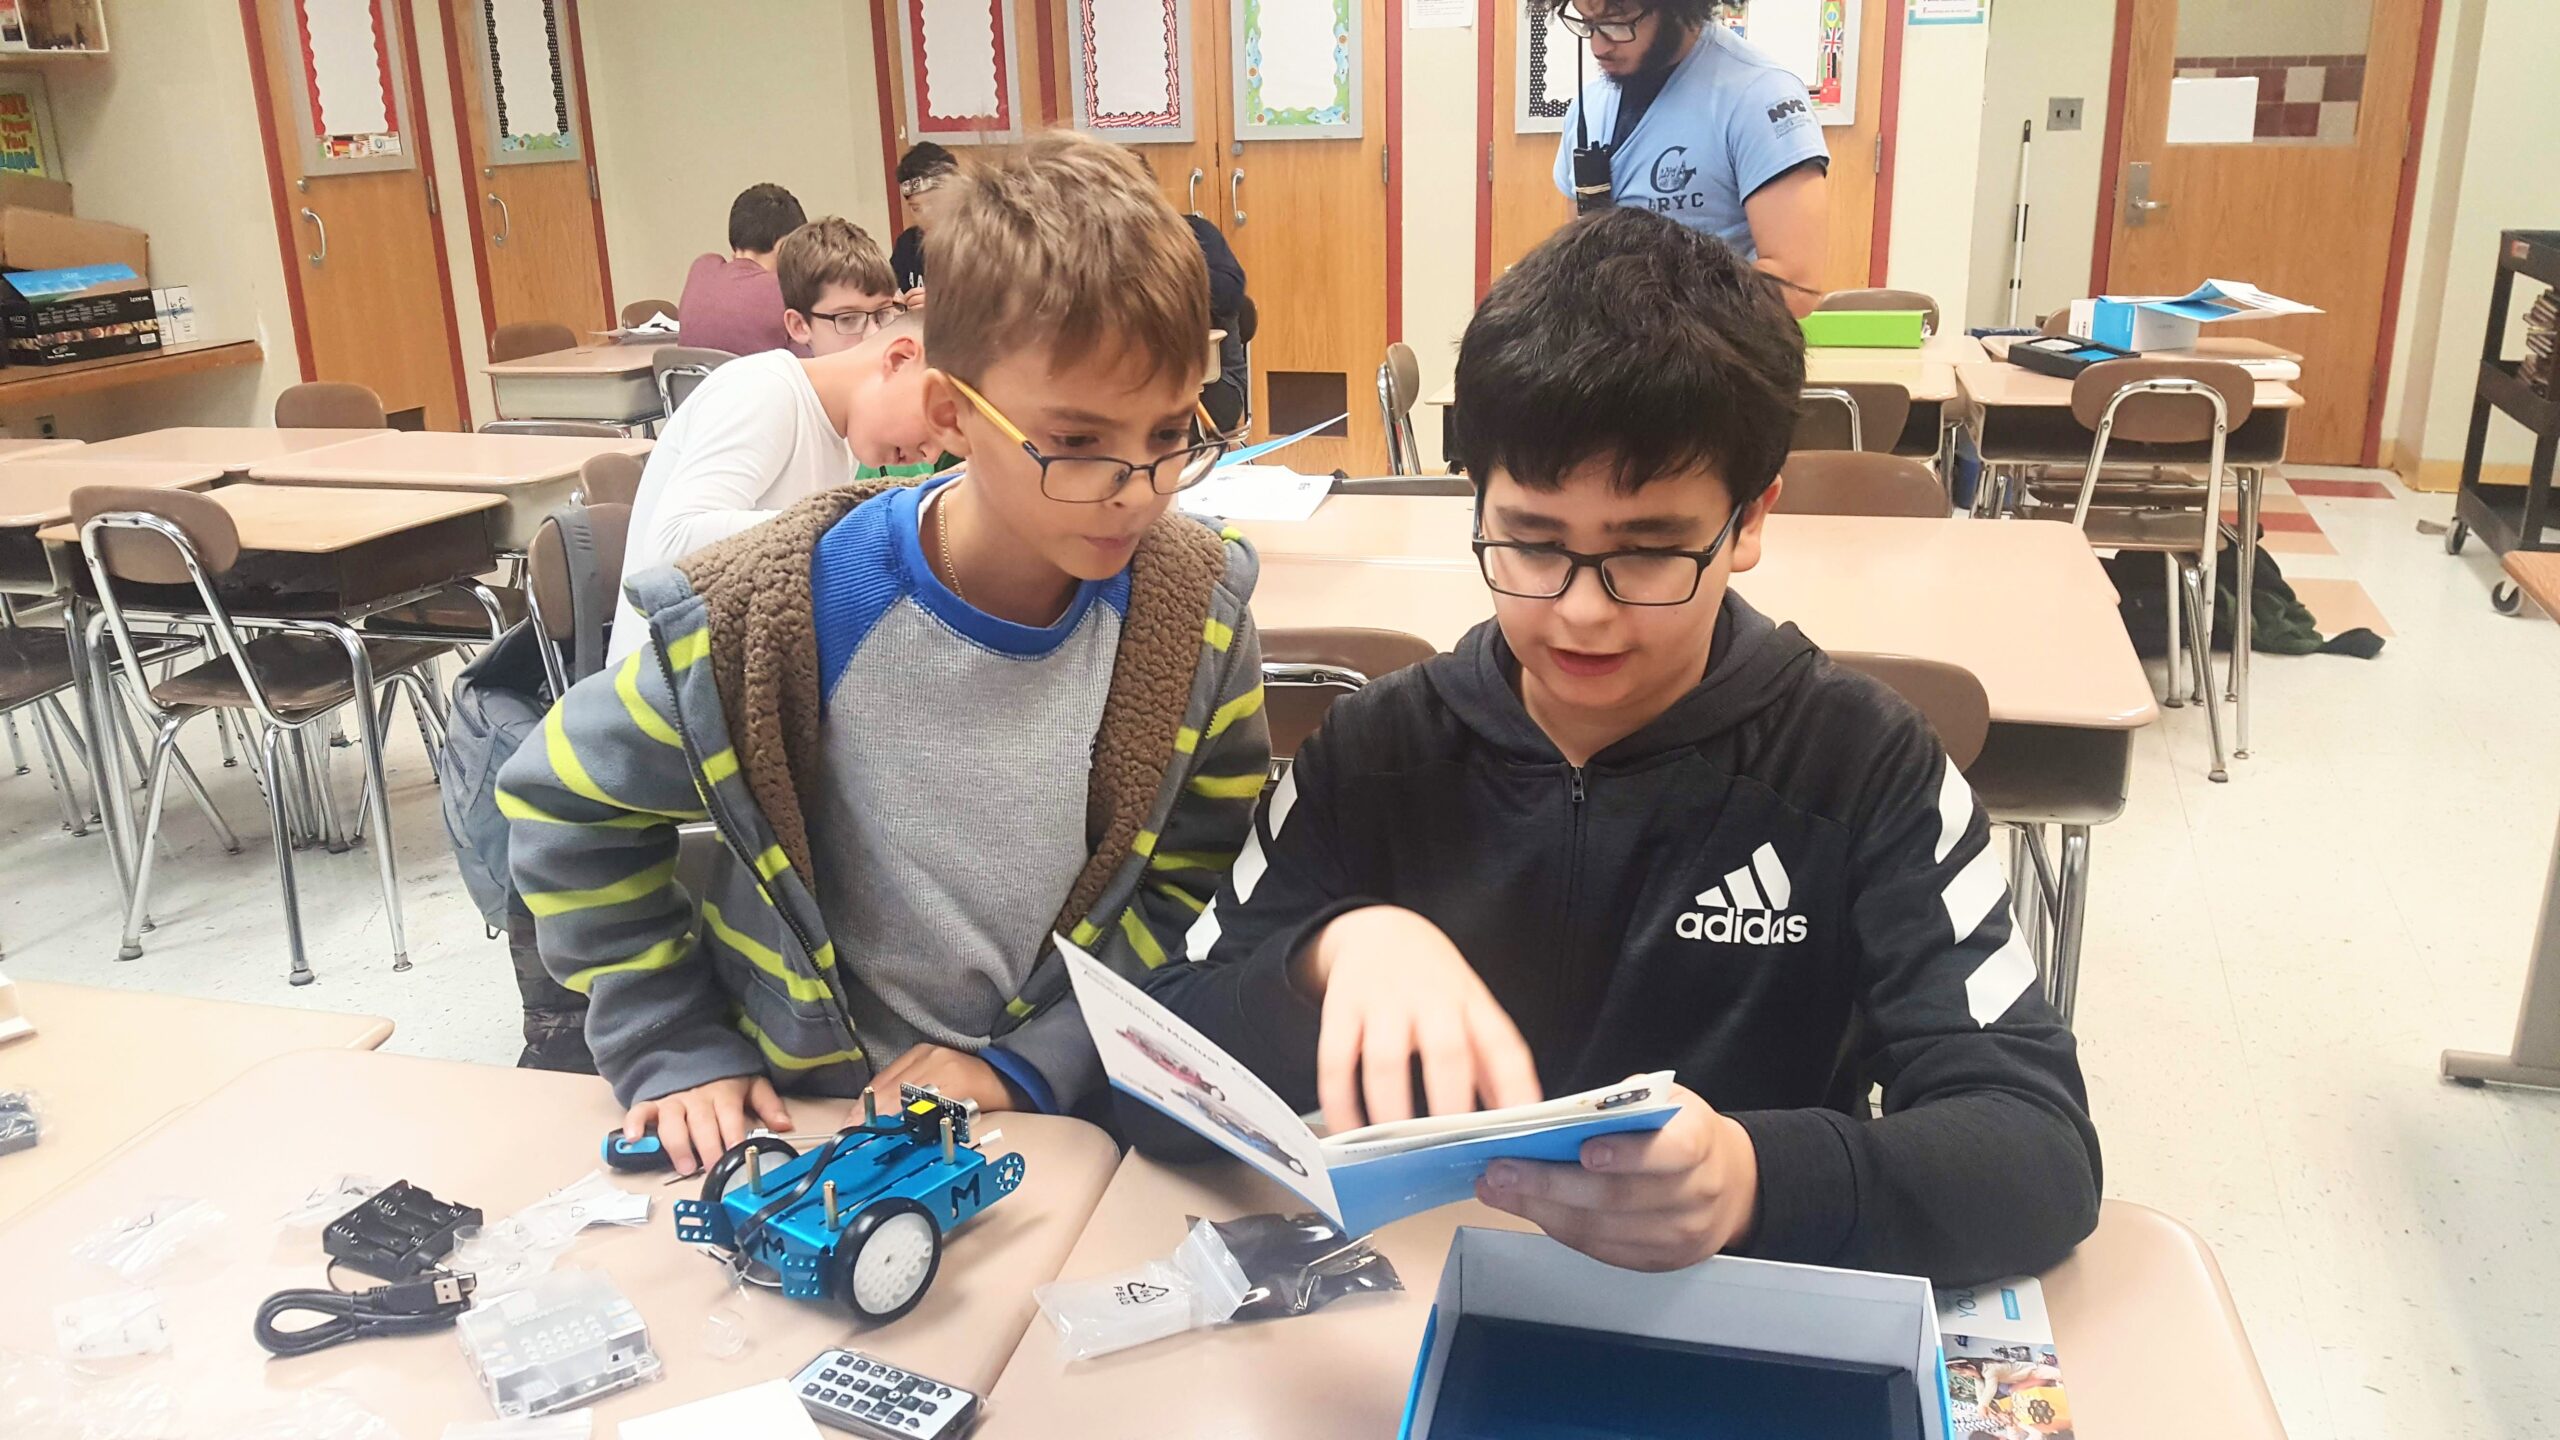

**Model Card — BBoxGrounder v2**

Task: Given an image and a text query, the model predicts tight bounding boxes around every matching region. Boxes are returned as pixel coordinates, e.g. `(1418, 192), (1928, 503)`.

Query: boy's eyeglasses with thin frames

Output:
(946, 374), (1232, 504)
(1471, 504), (1746, 606)
(801, 302), (907, 339)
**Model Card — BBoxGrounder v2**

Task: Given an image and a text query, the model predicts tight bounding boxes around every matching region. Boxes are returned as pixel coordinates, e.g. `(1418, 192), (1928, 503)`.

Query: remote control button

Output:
(803, 1383), (821, 1396)
(822, 1369), (840, 1383)
(819, 1389), (839, 1403)
(936, 1385), (951, 1398)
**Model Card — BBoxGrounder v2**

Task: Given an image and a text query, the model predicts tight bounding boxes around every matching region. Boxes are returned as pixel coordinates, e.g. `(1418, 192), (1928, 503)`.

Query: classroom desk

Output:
(980, 1156), (2286, 1440)
(66, 426), (393, 472)
(245, 430), (651, 549)
(0, 458), (225, 589)
(0, 1050), (1120, 1422)
(0, 438), (87, 460)
(0, 981), (392, 1223)
(485, 342), (668, 425)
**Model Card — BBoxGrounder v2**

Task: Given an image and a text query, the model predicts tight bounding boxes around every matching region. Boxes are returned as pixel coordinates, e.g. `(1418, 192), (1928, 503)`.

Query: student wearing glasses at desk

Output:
(1550, 0), (1830, 315)
(1141, 211), (2100, 1286)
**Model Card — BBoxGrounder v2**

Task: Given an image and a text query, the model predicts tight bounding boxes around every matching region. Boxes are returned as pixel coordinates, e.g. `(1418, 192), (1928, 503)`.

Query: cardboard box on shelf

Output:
(0, 206), (147, 279)
(0, 173), (72, 215)
(2, 262), (160, 365)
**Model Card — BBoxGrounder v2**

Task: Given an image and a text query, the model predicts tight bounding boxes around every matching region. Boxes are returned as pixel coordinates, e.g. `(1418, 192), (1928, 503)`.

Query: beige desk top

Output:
(1425, 335), (1988, 410)
(1958, 361), (2305, 412)
(0, 981), (391, 1223)
(1237, 501), (2158, 729)
(244, 430), (653, 490)
(0, 437), (86, 460)
(1980, 334), (2300, 365)
(67, 427), (394, 468)
(0, 1050), (1122, 1419)
(983, 1157), (2284, 1440)
(38, 482), (504, 552)
(0, 458), (225, 529)
(485, 342), (668, 378)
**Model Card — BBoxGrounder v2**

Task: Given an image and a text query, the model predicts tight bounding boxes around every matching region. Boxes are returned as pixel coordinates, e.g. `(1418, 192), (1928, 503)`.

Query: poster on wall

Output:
(1231, 0), (1360, 140)
(1515, 0), (1581, 135)
(1070, 0), (1195, 143)
(0, 73), (61, 178)
(481, 0), (577, 161)
(1718, 0), (1859, 127)
(287, 0), (414, 172)
(897, 0), (1024, 144)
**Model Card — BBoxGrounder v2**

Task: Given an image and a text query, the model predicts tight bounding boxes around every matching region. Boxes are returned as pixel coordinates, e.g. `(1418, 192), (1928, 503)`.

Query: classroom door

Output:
(2098, 0), (2429, 464)
(1219, 0), (1392, 475)
(435, 0), (615, 337)
(248, 0), (467, 431)
(1485, 0), (1891, 293)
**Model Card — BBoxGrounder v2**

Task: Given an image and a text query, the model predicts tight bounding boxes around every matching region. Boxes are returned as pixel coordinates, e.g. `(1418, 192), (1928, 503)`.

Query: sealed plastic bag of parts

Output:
(1189, 1211), (1403, 1320)
(1033, 1219), (1253, 1361)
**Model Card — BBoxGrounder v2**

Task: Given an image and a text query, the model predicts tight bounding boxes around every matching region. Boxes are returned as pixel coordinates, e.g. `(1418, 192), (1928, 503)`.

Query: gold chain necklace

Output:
(933, 485), (968, 604)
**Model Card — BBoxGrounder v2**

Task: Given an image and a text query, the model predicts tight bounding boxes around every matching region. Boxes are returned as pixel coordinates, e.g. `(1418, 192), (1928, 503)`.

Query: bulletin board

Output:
(0, 73), (61, 178)
(895, 0), (1025, 145)
(1514, 0), (1580, 134)
(278, 0), (417, 174)
(469, 0), (584, 166)
(1070, 0), (1196, 142)
(1231, 0), (1360, 140)
(1720, 0), (1860, 127)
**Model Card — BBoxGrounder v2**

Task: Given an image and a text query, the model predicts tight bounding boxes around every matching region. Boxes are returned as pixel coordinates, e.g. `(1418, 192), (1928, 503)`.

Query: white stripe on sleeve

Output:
(1940, 846), (2009, 941)
(1965, 930), (2038, 1026)
(1933, 759), (1976, 865)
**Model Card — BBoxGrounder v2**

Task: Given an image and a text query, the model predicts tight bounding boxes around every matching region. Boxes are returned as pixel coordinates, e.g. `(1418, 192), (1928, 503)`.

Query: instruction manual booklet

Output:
(1938, 1275), (2075, 1439)
(1060, 938), (1680, 1237)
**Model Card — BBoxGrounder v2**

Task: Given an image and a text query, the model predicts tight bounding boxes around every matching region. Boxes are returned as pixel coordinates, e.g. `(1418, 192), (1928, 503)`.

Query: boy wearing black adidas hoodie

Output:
(1140, 209), (2099, 1285)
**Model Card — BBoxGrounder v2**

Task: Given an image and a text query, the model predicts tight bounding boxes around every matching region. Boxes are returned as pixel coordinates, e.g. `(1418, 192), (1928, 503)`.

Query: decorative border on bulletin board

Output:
(1516, 0), (1573, 134)
(484, 0), (573, 154)
(1232, 0), (1360, 139)
(1072, 0), (1195, 141)
(293, 0), (403, 156)
(898, 0), (1023, 144)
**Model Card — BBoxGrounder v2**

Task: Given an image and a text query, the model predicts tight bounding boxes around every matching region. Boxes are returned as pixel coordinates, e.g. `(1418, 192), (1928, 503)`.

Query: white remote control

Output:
(789, 1347), (980, 1438)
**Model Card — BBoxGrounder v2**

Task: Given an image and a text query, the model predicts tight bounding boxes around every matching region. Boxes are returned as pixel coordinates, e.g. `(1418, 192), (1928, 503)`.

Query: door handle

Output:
(299, 207), (327, 266)
(486, 193), (512, 247)
(1187, 167), (1204, 217)
(1230, 168), (1246, 228)
(2123, 162), (2168, 228)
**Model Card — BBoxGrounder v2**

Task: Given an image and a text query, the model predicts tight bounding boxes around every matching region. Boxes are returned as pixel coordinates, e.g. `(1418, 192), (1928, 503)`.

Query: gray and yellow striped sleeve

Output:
(1127, 606), (1270, 964)
(497, 638), (760, 1106)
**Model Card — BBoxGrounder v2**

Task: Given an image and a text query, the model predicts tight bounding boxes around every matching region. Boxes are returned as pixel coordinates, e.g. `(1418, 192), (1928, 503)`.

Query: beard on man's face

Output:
(1632, 14), (1690, 75)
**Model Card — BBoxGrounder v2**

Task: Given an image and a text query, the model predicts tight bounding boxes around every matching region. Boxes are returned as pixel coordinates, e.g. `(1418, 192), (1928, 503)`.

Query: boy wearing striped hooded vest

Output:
(504, 133), (1268, 1173)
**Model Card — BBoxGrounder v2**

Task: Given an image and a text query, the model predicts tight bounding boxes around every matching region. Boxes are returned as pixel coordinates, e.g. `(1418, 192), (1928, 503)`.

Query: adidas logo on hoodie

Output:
(1676, 842), (1809, 945)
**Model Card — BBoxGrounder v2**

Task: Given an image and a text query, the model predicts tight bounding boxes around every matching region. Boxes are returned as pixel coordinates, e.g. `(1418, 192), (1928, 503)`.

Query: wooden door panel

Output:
(2103, 0), (2423, 464)
(254, 0), (465, 430)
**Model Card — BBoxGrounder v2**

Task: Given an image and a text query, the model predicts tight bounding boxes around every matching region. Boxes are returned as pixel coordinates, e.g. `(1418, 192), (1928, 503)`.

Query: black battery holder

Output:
(323, 1180), (481, 1281)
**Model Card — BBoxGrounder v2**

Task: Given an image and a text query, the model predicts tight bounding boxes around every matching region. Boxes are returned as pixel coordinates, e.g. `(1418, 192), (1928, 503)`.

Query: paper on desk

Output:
(596, 312), (679, 343)
(0, 971), (30, 1045)
(1177, 464), (1333, 523)
(617, 1379), (822, 1440)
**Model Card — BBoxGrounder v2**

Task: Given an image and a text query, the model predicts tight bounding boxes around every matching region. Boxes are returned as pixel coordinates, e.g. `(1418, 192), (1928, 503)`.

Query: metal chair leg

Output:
(2230, 467), (2260, 758)
(2181, 560), (2230, 783)
(2160, 552), (2185, 708)
(259, 723), (315, 986)
(215, 709), (241, 768)
(159, 725), (241, 855)
(336, 636), (412, 972)
(5, 712), (23, 775)
(38, 695), (101, 828)
(2049, 825), (2091, 1027)
(27, 703), (88, 835)
(116, 717), (187, 960)
(306, 720), (352, 853)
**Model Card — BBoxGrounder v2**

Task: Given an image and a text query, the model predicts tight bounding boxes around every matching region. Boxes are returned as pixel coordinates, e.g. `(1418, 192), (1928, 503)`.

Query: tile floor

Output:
(3, 467), (2557, 1439)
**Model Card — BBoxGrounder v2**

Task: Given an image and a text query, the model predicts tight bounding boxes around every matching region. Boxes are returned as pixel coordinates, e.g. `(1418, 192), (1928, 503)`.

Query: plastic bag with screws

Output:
(511, 1171), (648, 1249)
(51, 1290), (171, 1360)
(1033, 1219), (1254, 1361)
(444, 1219), (574, 1300)
(70, 1198), (227, 1282)
(1185, 1211), (1404, 1321)
(0, 1346), (178, 1439)
(0, 1089), (43, 1159)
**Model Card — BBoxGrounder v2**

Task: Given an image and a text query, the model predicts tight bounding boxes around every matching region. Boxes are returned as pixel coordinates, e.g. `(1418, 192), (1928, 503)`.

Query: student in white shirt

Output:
(609, 309), (933, 661)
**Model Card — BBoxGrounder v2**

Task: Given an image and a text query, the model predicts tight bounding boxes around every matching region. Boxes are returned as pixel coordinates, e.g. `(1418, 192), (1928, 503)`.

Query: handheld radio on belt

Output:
(1569, 37), (1613, 215)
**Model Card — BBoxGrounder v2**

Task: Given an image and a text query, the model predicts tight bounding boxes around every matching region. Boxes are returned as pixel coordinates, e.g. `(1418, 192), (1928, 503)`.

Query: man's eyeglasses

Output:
(899, 175), (946, 200)
(802, 302), (906, 338)
(947, 375), (1232, 504)
(1554, 4), (1643, 43)
(1471, 505), (1745, 606)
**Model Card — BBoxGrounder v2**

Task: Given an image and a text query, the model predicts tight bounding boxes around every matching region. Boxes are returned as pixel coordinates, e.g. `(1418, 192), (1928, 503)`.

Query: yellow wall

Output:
(1965, 0), (2113, 330)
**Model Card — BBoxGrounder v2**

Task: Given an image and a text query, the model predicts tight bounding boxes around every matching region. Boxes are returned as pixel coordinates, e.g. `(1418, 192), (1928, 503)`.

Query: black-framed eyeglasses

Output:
(899, 175), (946, 200)
(803, 302), (906, 338)
(948, 374), (1232, 504)
(1554, 4), (1643, 44)
(1471, 505), (1745, 606)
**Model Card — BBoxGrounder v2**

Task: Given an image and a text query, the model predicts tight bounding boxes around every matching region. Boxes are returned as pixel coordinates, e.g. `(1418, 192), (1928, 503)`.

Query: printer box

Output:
(2075, 279), (2321, 354)
(2, 262), (159, 365)
(150, 284), (195, 343)
(1399, 1228), (1950, 1440)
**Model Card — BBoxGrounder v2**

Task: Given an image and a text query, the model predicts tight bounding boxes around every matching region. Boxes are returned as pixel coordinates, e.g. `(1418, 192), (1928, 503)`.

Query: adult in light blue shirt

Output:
(1552, 0), (1830, 314)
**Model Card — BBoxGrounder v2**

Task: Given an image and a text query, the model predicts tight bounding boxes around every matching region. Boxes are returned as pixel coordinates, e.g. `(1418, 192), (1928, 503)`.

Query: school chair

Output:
(523, 503), (633, 698)
(1816, 288), (1942, 337)
(1774, 451), (1948, 518)
(2026, 358), (2255, 783)
(1332, 475), (1473, 497)
(653, 346), (738, 418)
(273, 381), (386, 429)
(0, 607), (103, 838)
(621, 298), (679, 327)
(1260, 627), (1437, 779)
(1234, 294), (1259, 436)
(1793, 381), (1912, 453)
(1376, 343), (1423, 475)
(490, 322), (580, 363)
(477, 420), (633, 439)
(575, 450), (645, 507)
(72, 485), (458, 983)
(1828, 653), (1988, 771)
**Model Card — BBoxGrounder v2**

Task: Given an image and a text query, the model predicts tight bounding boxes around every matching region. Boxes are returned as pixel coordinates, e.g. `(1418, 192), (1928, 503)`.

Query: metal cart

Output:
(2446, 229), (2560, 613)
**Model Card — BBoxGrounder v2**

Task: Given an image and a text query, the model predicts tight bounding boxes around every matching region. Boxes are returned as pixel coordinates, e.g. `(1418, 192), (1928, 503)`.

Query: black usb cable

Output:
(253, 1272), (478, 1358)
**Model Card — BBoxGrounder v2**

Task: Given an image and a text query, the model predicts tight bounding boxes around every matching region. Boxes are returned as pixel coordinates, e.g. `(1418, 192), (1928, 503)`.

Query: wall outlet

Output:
(2047, 97), (2084, 132)
(35, 415), (56, 438)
